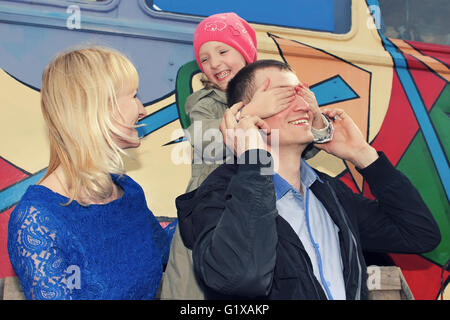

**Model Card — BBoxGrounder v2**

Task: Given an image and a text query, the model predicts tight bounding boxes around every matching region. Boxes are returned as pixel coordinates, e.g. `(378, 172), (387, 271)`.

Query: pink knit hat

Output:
(193, 12), (257, 72)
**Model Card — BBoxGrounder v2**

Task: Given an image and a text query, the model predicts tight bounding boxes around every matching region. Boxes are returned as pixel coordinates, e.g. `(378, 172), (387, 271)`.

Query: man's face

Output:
(253, 67), (315, 148)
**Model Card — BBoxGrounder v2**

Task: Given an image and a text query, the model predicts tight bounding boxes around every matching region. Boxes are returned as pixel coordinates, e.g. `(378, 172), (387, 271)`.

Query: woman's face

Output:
(112, 84), (146, 149)
(198, 41), (246, 91)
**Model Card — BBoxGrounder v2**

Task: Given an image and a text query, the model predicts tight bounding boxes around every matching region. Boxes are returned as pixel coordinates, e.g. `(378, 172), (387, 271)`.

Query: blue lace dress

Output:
(7, 174), (176, 300)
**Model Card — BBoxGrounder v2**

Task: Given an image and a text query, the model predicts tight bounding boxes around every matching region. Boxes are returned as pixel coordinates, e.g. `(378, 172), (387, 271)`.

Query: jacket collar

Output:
(193, 87), (227, 103)
(273, 159), (323, 200)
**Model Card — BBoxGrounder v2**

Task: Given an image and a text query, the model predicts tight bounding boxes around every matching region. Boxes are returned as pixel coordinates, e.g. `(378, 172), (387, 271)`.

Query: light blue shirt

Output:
(273, 159), (346, 300)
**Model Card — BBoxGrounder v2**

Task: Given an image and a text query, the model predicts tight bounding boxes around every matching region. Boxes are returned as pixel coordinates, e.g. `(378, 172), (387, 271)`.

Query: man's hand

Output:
(220, 102), (270, 158)
(314, 108), (378, 168)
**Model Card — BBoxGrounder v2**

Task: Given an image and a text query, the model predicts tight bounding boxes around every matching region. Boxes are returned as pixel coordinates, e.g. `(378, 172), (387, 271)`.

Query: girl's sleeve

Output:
(184, 95), (230, 162)
(7, 204), (74, 300)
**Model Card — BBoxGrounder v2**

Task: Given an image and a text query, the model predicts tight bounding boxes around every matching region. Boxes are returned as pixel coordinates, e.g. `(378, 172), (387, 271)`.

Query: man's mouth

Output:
(289, 118), (309, 125)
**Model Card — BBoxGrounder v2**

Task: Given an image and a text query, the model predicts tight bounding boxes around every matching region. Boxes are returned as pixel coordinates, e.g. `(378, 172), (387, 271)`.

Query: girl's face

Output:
(112, 84), (146, 149)
(198, 41), (246, 91)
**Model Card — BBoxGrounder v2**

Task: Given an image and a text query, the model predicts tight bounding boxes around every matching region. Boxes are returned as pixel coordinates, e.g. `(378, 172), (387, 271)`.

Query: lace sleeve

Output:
(8, 204), (74, 300)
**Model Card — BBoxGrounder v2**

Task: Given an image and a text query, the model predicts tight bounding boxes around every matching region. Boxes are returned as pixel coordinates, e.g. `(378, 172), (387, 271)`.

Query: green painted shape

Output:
(397, 131), (450, 267)
(429, 84), (450, 161)
(175, 60), (201, 129)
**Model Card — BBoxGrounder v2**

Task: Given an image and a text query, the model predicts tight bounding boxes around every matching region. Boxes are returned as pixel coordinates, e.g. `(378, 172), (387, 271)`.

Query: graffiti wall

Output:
(0, 0), (448, 299)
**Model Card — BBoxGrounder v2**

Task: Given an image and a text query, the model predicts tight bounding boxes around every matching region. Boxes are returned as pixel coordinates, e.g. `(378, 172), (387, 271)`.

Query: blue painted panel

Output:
(310, 75), (359, 107)
(0, 169), (46, 212)
(137, 103), (179, 137)
(151, 0), (347, 33)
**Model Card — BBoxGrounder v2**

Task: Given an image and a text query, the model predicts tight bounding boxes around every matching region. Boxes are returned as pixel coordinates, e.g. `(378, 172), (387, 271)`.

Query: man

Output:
(175, 60), (440, 299)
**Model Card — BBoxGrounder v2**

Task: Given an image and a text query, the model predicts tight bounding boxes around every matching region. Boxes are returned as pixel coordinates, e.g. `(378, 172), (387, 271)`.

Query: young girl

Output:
(161, 12), (333, 299)
(8, 47), (175, 299)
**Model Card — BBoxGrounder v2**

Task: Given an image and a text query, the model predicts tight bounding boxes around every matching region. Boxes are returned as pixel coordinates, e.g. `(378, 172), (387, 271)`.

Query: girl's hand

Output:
(295, 83), (325, 130)
(240, 78), (296, 119)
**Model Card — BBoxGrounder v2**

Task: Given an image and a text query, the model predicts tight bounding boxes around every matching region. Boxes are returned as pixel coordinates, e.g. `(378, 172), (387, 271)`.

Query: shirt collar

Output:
(273, 159), (323, 200)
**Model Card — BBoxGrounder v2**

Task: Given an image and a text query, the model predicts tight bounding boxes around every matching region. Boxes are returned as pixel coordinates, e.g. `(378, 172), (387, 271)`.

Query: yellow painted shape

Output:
(0, 69), (49, 173)
(145, 93), (176, 114)
(125, 120), (191, 218)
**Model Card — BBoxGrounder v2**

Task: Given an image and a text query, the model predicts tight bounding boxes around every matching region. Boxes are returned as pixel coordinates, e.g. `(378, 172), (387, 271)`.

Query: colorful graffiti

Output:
(0, 0), (448, 299)
(261, 1), (450, 298)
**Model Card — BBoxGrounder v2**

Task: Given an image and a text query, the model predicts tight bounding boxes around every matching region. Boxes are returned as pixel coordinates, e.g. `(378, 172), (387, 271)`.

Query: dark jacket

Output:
(176, 150), (441, 300)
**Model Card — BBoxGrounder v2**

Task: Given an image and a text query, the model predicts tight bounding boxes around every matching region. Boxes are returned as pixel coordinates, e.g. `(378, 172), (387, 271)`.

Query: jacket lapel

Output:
(310, 179), (353, 293)
(276, 215), (307, 250)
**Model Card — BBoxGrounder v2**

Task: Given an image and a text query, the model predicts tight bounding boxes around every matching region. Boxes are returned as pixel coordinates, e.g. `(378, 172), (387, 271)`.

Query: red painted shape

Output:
(338, 171), (359, 194)
(0, 158), (28, 190)
(0, 159), (28, 278)
(362, 180), (375, 201)
(0, 207), (16, 278)
(405, 55), (447, 111)
(389, 253), (449, 300)
(370, 71), (419, 166)
(406, 40), (450, 67)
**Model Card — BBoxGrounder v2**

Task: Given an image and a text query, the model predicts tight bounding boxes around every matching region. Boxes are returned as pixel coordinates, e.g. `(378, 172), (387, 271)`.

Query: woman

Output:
(7, 47), (175, 300)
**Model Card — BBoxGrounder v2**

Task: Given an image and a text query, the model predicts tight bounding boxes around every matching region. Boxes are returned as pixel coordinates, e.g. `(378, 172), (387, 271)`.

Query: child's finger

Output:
(273, 87), (296, 98)
(278, 95), (296, 108)
(299, 87), (314, 99)
(299, 82), (309, 89)
(229, 101), (245, 114)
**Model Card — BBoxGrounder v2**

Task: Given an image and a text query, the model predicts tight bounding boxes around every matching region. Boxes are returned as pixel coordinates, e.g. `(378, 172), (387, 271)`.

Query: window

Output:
(10, 0), (115, 11)
(379, 0), (450, 45)
(146, 0), (351, 34)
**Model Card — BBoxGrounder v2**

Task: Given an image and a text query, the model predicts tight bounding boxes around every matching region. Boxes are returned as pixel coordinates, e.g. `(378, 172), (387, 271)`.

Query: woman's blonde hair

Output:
(40, 46), (139, 206)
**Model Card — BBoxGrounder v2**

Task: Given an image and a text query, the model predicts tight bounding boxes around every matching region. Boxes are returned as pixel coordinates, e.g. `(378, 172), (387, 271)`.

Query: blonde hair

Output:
(40, 46), (139, 206)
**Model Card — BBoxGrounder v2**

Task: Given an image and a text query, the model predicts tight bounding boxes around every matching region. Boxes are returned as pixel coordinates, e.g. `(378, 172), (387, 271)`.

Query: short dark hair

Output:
(226, 59), (294, 107)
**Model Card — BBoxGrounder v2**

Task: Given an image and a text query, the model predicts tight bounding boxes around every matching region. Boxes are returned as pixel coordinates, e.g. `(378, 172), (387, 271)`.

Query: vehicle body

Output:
(0, 0), (448, 299)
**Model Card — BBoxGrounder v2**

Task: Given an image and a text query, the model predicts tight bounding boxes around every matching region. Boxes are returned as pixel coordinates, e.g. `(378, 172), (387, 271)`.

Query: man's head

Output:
(227, 60), (315, 147)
